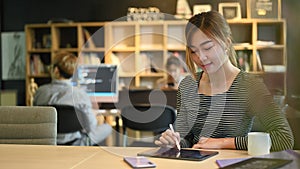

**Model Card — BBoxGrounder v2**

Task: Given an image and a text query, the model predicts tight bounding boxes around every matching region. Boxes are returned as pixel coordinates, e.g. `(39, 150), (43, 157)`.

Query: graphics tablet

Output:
(137, 147), (218, 161)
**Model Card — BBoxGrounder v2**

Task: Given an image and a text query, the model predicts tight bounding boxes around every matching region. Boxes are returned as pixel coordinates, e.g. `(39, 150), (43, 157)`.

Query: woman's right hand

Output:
(154, 129), (180, 148)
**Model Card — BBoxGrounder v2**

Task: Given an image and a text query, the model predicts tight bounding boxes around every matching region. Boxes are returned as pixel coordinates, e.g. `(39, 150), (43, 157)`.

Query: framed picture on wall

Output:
(218, 2), (242, 20)
(1, 32), (26, 80)
(248, 0), (280, 19)
(193, 4), (212, 15)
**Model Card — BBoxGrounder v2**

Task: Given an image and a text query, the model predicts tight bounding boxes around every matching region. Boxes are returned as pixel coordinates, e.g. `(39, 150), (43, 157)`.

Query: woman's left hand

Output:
(192, 137), (236, 149)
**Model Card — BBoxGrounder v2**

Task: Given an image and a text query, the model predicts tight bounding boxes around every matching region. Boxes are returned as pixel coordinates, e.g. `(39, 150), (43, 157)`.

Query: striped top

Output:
(175, 71), (294, 151)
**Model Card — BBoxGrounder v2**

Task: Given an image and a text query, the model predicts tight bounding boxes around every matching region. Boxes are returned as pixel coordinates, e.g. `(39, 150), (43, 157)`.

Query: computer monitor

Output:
(73, 64), (118, 103)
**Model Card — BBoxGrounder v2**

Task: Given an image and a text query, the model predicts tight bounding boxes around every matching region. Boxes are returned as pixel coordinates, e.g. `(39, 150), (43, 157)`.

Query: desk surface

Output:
(0, 144), (253, 169)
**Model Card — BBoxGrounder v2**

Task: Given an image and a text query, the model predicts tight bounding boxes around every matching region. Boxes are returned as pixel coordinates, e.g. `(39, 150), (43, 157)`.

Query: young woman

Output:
(155, 11), (294, 151)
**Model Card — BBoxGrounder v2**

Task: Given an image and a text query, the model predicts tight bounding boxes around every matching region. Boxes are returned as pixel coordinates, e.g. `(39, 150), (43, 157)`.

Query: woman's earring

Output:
(224, 49), (228, 55)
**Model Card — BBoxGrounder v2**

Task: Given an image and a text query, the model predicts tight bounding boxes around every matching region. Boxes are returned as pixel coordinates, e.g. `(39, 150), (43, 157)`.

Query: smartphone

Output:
(124, 156), (156, 168)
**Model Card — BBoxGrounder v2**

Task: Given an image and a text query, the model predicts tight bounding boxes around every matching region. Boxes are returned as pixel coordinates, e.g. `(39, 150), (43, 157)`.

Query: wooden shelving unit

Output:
(105, 20), (187, 89)
(25, 17), (287, 105)
(25, 22), (106, 105)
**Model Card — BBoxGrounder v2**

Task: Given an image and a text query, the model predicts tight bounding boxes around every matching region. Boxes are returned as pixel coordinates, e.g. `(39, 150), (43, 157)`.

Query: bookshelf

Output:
(229, 19), (287, 95)
(25, 18), (287, 105)
(25, 22), (106, 105)
(105, 20), (187, 89)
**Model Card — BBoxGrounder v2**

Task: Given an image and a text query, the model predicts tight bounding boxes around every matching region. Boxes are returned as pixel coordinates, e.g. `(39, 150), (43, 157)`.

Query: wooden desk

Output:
(0, 144), (252, 169)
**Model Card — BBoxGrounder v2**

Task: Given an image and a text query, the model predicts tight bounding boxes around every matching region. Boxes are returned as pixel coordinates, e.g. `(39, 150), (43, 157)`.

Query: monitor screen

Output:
(73, 64), (118, 103)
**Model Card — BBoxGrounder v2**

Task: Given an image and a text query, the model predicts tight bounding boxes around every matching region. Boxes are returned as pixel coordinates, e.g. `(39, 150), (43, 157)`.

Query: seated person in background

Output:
(33, 52), (112, 146)
(157, 55), (185, 90)
(155, 11), (294, 151)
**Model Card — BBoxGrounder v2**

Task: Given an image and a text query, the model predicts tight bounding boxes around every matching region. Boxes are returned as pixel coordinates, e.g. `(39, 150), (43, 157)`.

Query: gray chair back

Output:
(121, 104), (176, 147)
(0, 106), (57, 145)
(48, 105), (83, 134)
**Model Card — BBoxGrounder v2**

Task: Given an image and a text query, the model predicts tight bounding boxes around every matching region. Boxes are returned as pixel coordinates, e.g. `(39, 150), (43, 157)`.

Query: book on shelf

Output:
(30, 54), (45, 75)
(140, 52), (151, 73)
(82, 28), (96, 48)
(140, 52), (159, 73)
(263, 65), (286, 72)
(256, 51), (263, 71)
(236, 50), (250, 72)
(78, 53), (100, 65)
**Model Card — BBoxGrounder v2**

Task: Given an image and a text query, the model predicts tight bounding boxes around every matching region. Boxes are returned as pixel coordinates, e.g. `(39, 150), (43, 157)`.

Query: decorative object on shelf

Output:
(42, 34), (51, 48)
(236, 50), (250, 72)
(27, 78), (38, 106)
(1, 32), (26, 80)
(193, 4), (212, 15)
(248, 0), (280, 19)
(218, 2), (242, 20)
(127, 7), (164, 21)
(175, 0), (192, 19)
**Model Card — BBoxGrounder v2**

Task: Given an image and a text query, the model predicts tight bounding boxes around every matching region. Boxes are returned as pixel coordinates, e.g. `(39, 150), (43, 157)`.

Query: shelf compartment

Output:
(111, 51), (136, 75)
(258, 48), (285, 65)
(111, 24), (135, 49)
(52, 25), (78, 49)
(167, 24), (186, 49)
(229, 22), (253, 45)
(29, 53), (51, 76)
(139, 75), (165, 89)
(257, 21), (285, 45)
(26, 25), (51, 50)
(139, 25), (164, 49)
(119, 76), (136, 89)
(81, 25), (105, 48)
(138, 51), (164, 73)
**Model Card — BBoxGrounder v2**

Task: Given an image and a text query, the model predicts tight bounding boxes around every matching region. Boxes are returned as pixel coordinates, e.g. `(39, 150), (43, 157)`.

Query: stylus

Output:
(169, 124), (181, 150)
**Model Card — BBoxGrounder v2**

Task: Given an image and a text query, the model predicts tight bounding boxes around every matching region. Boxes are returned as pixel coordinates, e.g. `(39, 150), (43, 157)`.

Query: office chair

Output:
(121, 104), (176, 147)
(0, 106), (57, 145)
(49, 104), (91, 146)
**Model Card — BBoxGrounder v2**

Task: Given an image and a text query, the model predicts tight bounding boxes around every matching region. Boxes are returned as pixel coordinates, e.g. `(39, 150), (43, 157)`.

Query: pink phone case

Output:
(124, 156), (156, 168)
